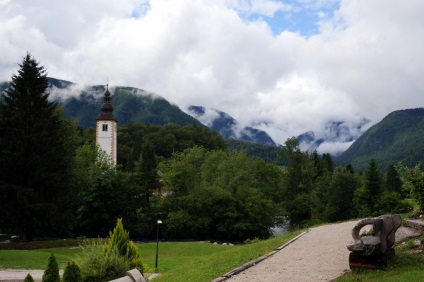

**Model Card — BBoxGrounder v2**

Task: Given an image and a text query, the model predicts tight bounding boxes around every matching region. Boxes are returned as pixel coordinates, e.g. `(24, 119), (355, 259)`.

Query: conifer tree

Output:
(63, 261), (82, 282)
(0, 53), (78, 240)
(103, 218), (143, 272)
(23, 274), (35, 282)
(134, 141), (158, 207)
(42, 254), (60, 282)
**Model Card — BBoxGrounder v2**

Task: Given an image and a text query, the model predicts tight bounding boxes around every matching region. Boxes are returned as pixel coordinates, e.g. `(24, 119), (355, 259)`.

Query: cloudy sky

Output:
(1, 0), (424, 151)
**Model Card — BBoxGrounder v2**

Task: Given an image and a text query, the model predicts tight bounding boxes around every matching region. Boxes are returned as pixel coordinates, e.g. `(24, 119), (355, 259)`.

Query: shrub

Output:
(24, 274), (35, 282)
(63, 261), (83, 282)
(75, 239), (129, 282)
(42, 254), (60, 282)
(103, 218), (143, 272)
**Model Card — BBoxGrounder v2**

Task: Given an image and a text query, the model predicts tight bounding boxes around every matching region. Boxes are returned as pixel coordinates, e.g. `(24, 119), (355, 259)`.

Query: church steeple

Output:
(96, 84), (117, 165)
(96, 84), (116, 121)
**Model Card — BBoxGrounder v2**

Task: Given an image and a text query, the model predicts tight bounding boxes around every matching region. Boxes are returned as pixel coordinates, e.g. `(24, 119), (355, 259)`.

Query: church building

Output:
(96, 85), (117, 165)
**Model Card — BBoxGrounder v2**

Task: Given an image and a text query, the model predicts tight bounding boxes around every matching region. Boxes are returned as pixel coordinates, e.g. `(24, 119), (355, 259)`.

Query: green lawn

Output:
(0, 231), (303, 281)
(0, 247), (80, 269)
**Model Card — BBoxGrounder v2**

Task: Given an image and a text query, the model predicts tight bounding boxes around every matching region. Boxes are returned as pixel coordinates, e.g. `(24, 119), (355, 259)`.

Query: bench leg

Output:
(349, 252), (387, 270)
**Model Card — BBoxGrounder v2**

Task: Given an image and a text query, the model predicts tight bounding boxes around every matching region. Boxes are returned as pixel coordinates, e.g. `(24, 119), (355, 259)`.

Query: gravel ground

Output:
(225, 221), (420, 282)
(0, 222), (419, 282)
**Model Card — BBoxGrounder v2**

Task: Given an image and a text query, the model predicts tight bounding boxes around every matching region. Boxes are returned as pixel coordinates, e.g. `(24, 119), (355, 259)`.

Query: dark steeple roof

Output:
(96, 85), (116, 121)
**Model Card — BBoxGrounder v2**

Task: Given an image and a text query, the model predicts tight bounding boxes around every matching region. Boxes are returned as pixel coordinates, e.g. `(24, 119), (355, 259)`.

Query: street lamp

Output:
(155, 220), (163, 269)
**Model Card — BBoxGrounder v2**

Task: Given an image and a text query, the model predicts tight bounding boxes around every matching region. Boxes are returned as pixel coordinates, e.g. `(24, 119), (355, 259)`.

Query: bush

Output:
(42, 253), (60, 282)
(103, 218), (143, 272)
(75, 239), (129, 282)
(63, 261), (83, 282)
(24, 274), (35, 282)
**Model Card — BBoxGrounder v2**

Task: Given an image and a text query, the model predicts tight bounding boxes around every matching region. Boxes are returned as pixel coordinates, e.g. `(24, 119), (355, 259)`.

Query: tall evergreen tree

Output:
(134, 141), (158, 207)
(0, 53), (78, 240)
(354, 158), (382, 216)
(384, 164), (403, 194)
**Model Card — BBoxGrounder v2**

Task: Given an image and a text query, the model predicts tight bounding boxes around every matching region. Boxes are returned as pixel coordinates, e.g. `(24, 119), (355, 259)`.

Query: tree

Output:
(76, 146), (132, 237)
(384, 164), (403, 194)
(396, 163), (424, 211)
(0, 53), (78, 240)
(23, 274), (35, 282)
(63, 261), (82, 282)
(103, 218), (143, 272)
(325, 168), (361, 221)
(133, 141), (158, 207)
(280, 138), (316, 225)
(354, 158), (383, 217)
(42, 254), (60, 282)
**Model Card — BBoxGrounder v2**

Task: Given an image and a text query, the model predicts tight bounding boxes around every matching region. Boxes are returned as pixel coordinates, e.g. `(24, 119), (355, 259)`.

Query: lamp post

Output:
(155, 220), (162, 269)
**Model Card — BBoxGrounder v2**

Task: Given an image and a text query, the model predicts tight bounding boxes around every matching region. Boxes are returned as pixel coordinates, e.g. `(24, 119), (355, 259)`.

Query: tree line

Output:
(0, 54), (420, 242)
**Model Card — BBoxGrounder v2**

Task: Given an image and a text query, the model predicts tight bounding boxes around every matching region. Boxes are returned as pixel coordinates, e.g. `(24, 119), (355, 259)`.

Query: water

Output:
(270, 221), (291, 237)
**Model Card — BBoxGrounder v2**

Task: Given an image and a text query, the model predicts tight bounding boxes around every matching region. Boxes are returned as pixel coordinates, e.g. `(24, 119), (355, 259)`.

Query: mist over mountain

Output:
(297, 118), (370, 156)
(187, 106), (276, 146)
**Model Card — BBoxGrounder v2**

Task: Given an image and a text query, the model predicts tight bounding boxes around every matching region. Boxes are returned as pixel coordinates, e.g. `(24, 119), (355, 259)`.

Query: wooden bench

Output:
(346, 214), (402, 269)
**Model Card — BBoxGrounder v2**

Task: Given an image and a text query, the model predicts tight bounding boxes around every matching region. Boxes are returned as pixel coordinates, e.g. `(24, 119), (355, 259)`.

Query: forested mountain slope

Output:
(1, 78), (276, 146)
(335, 108), (424, 171)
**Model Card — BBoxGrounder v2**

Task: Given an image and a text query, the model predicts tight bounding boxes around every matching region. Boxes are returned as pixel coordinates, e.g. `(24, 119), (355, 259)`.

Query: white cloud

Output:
(1, 0), (424, 150)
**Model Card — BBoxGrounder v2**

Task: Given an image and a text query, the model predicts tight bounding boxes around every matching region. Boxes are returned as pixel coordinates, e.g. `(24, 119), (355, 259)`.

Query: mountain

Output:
(44, 78), (202, 129)
(335, 108), (424, 171)
(187, 106), (276, 146)
(1, 78), (276, 146)
(297, 119), (370, 155)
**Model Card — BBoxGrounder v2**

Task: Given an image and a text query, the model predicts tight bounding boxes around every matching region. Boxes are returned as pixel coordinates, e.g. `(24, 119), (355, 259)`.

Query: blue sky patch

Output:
(245, 0), (341, 37)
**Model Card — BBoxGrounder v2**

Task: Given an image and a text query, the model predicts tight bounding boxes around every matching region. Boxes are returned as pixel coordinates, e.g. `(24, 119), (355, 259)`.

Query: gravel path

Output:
(226, 221), (355, 282)
(224, 221), (420, 282)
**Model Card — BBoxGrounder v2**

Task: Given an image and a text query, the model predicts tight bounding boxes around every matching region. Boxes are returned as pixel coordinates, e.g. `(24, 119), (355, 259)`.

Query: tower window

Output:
(102, 124), (108, 131)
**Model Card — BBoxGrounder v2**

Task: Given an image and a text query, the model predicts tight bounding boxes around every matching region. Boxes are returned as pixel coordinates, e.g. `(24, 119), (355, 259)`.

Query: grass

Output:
(153, 231), (303, 282)
(0, 247), (80, 269)
(336, 252), (424, 282)
(0, 231), (303, 281)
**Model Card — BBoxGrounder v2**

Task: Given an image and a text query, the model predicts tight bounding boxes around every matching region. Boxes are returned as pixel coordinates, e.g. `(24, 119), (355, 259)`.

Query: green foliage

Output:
(376, 191), (412, 214)
(159, 146), (280, 240)
(76, 146), (135, 237)
(396, 163), (424, 211)
(75, 239), (129, 282)
(63, 261), (83, 282)
(353, 159), (382, 216)
(336, 108), (424, 171)
(324, 168), (361, 222)
(117, 123), (226, 171)
(76, 220), (143, 281)
(24, 274), (35, 282)
(243, 237), (261, 244)
(226, 139), (283, 164)
(0, 54), (79, 240)
(103, 218), (143, 272)
(42, 254), (60, 282)
(385, 164), (403, 194)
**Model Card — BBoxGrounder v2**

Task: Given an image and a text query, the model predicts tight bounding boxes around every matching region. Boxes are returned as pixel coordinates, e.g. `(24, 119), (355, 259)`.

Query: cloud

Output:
(1, 0), (424, 150)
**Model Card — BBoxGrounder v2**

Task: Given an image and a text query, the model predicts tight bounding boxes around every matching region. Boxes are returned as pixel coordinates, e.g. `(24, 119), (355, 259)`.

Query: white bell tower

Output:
(96, 85), (117, 165)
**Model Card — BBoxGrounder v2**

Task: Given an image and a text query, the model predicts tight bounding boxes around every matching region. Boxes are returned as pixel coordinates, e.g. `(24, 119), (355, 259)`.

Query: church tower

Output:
(96, 85), (117, 165)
